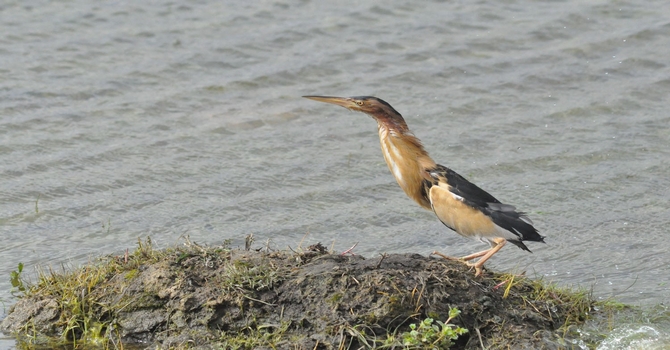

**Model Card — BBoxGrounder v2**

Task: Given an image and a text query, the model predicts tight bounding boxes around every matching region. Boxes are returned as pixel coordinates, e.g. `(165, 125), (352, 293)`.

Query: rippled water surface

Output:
(1, 0), (669, 346)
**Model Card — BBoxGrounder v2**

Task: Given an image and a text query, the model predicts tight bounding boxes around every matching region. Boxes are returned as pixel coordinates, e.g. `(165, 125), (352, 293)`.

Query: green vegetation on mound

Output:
(1, 238), (623, 349)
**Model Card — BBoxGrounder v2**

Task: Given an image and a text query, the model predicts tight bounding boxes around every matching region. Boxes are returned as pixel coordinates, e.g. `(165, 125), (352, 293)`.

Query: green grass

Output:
(344, 308), (467, 350)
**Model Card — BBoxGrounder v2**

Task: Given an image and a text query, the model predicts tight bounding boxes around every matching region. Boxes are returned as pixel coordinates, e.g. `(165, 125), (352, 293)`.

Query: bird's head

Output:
(303, 95), (407, 131)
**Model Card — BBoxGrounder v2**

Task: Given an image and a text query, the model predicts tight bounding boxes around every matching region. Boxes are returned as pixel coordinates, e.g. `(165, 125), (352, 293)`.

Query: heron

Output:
(303, 95), (545, 276)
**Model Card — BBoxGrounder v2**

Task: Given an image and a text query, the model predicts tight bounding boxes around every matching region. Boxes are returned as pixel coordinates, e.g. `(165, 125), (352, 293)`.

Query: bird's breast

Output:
(378, 128), (433, 209)
(380, 136), (406, 187)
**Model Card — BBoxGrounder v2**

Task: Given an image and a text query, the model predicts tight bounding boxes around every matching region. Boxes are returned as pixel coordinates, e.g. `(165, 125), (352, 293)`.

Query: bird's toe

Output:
(430, 251), (462, 261)
(465, 261), (484, 277)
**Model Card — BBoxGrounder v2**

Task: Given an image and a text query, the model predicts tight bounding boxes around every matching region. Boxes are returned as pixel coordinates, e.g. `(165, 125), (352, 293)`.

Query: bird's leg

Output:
(432, 238), (508, 276)
(466, 238), (507, 277)
(431, 243), (497, 262)
(431, 248), (491, 262)
(459, 248), (494, 261)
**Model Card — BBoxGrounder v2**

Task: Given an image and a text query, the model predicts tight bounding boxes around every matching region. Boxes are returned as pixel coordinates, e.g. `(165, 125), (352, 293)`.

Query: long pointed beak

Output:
(303, 95), (355, 109)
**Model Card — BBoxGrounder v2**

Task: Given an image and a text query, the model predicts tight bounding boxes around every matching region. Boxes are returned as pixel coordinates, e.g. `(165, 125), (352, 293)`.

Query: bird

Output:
(303, 95), (545, 276)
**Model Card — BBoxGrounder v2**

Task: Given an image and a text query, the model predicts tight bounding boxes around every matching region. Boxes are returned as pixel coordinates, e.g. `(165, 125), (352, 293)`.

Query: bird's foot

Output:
(432, 251), (485, 277)
(430, 251), (463, 261)
(465, 261), (484, 277)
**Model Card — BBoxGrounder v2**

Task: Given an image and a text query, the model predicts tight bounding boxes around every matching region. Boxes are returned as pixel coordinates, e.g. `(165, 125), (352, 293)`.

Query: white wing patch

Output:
(450, 192), (464, 201)
(434, 179), (464, 202)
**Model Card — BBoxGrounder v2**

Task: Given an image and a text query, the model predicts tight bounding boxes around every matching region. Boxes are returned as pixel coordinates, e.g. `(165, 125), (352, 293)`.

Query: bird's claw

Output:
(465, 262), (484, 277)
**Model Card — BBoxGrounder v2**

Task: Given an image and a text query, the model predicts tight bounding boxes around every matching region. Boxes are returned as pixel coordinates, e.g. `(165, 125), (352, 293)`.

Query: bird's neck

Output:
(377, 124), (436, 209)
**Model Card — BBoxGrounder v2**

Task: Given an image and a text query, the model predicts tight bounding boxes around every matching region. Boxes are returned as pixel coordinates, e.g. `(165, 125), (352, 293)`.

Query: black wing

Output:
(429, 165), (501, 208)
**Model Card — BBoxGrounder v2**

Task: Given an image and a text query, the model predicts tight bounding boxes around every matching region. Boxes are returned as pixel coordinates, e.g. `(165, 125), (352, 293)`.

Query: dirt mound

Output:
(1, 240), (597, 349)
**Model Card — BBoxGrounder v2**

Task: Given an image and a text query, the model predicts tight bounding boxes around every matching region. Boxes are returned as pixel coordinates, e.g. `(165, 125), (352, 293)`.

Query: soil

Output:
(1, 241), (595, 349)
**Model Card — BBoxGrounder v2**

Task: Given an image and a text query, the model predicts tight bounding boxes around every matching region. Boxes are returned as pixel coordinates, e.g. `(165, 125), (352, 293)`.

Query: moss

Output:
(328, 292), (343, 305)
(123, 269), (139, 280)
(216, 321), (295, 350)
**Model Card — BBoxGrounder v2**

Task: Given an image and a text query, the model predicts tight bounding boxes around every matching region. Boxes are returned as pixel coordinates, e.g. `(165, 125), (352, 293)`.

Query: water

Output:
(1, 0), (669, 347)
(598, 325), (670, 350)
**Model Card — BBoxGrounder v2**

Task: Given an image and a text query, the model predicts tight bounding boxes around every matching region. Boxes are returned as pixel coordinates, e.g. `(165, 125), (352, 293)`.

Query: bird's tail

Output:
(488, 210), (545, 252)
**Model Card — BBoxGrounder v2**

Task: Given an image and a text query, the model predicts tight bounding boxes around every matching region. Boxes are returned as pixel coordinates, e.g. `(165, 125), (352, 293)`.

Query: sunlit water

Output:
(1, 0), (669, 348)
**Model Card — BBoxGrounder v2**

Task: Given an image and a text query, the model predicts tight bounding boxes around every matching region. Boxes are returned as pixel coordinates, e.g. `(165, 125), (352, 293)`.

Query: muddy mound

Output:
(1, 240), (596, 349)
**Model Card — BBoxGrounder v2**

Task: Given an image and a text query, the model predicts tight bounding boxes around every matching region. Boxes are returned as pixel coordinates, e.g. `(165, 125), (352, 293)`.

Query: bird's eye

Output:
(356, 101), (364, 106)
